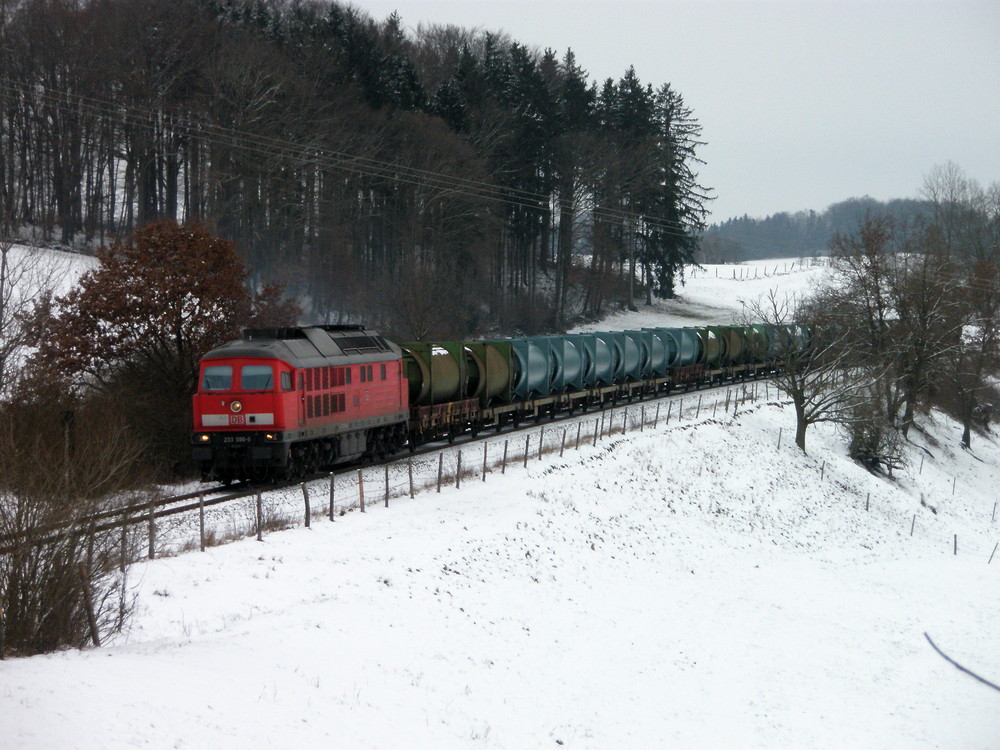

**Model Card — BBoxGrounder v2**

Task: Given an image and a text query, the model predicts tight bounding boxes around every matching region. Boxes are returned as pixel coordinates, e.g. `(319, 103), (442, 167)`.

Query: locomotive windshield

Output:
(201, 365), (232, 391)
(241, 365), (275, 390)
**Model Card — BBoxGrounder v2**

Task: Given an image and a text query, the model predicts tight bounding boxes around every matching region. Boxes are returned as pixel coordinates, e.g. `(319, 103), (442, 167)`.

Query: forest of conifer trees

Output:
(0, 0), (711, 337)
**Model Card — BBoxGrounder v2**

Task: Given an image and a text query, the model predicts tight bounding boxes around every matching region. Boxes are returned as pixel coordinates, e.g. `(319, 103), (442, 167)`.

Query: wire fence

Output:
(125, 377), (998, 566)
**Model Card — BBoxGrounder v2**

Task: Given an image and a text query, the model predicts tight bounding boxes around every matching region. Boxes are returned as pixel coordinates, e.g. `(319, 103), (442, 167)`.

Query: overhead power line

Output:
(0, 76), (701, 242)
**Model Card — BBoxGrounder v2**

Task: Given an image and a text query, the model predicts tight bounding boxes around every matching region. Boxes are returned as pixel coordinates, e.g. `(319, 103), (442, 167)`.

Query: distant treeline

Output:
(0, 0), (710, 336)
(701, 197), (931, 262)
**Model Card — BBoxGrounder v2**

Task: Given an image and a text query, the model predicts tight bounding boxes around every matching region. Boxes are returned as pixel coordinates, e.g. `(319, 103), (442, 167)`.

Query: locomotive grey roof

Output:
(202, 325), (402, 369)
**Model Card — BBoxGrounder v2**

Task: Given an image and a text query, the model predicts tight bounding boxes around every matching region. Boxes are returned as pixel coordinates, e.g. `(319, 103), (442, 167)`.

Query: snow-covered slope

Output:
(2, 261), (997, 749)
(4, 242), (96, 294)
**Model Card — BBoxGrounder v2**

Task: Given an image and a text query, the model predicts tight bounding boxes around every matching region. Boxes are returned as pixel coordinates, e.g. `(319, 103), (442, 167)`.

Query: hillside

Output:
(1, 260), (997, 749)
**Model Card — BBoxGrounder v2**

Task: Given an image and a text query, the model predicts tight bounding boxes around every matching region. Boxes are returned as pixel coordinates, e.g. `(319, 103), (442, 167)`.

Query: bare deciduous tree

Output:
(0, 221), (69, 399)
(742, 289), (872, 453)
(0, 395), (148, 657)
(827, 214), (964, 438)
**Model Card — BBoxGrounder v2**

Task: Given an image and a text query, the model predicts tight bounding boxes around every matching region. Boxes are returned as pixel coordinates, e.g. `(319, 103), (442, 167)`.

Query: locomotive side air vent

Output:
(336, 334), (390, 354)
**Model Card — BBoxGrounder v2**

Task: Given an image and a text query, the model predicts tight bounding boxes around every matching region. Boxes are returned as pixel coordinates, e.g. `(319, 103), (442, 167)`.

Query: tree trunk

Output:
(794, 400), (807, 451)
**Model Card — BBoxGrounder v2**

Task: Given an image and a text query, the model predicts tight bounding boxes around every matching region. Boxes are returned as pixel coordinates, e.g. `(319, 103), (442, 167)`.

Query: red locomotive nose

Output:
(230, 400), (243, 413)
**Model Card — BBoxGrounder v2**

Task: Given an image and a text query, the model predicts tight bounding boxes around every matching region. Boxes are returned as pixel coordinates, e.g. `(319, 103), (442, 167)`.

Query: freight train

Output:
(191, 323), (808, 484)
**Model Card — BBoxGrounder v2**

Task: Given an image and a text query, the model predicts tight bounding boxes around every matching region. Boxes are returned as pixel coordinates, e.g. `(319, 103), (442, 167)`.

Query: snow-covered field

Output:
(2, 260), (998, 749)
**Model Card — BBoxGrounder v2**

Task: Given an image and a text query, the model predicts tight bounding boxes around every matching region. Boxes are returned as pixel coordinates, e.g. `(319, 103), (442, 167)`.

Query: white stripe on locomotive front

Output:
(201, 413), (275, 427)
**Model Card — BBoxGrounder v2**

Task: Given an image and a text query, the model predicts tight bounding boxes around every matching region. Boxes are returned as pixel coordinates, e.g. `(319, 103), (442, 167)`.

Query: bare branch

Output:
(924, 633), (1000, 693)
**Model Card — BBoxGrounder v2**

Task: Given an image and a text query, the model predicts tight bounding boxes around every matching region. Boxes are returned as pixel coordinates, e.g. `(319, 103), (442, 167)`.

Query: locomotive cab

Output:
(195, 359), (294, 428)
(192, 357), (298, 483)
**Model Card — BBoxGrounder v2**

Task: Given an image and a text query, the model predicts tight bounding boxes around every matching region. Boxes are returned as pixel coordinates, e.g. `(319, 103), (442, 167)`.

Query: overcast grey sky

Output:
(353, 0), (999, 223)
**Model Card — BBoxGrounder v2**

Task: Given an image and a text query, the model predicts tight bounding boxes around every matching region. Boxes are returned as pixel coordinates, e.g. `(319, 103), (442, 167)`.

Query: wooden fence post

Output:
(198, 492), (205, 552)
(524, 434), (530, 468)
(622, 408), (628, 435)
(120, 521), (128, 573)
(78, 563), (100, 648)
(654, 403), (660, 428)
(302, 483), (311, 527)
(147, 498), (156, 560)
(576, 422), (582, 450)
(436, 455), (443, 493)
(256, 491), (263, 540)
(456, 452), (462, 489)
(359, 470), (366, 512)
(696, 395), (702, 418)
(539, 426), (545, 458)
(384, 465), (390, 507)
(593, 418), (599, 447)
(560, 428), (567, 457)
(408, 458), (415, 498)
(640, 405), (646, 432)
(502, 440), (509, 474)
(329, 473), (336, 521)
(482, 443), (488, 482)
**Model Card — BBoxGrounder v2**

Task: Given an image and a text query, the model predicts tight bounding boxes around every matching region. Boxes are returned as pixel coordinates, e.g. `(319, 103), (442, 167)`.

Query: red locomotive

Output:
(191, 326), (409, 483)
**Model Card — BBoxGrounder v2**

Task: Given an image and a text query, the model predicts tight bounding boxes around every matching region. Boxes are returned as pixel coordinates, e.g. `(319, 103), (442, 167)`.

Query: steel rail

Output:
(0, 369), (777, 555)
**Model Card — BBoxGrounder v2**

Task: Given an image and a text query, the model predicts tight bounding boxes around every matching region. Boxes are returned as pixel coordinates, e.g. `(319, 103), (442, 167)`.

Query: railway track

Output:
(1, 371), (775, 556)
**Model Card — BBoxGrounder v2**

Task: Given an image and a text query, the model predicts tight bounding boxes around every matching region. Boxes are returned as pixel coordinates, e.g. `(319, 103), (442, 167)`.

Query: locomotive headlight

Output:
(195, 434), (211, 443)
(230, 399), (243, 414)
(264, 432), (279, 442)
